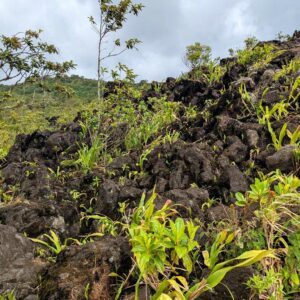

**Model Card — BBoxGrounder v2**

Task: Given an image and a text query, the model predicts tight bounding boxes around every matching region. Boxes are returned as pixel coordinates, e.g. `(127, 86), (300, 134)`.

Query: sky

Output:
(0, 0), (300, 81)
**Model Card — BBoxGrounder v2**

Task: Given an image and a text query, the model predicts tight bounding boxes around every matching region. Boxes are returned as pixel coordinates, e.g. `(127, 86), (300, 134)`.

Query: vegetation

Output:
(183, 42), (226, 83)
(89, 0), (143, 100)
(0, 10), (300, 299)
(0, 29), (75, 84)
(0, 290), (16, 300)
(0, 76), (99, 159)
(124, 193), (274, 300)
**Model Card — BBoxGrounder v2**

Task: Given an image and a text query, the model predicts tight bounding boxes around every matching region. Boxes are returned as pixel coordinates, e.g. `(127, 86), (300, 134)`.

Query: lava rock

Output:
(266, 145), (298, 172)
(39, 236), (130, 300)
(0, 224), (46, 299)
(223, 139), (248, 163)
(246, 129), (259, 148)
(226, 165), (249, 193)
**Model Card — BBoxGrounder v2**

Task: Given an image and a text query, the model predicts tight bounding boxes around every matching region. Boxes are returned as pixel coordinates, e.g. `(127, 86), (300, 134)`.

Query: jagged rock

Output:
(164, 187), (209, 216)
(119, 186), (143, 201)
(155, 177), (169, 193)
(234, 77), (256, 90)
(39, 236), (131, 300)
(266, 145), (298, 172)
(246, 129), (259, 148)
(0, 224), (46, 299)
(44, 131), (79, 157)
(95, 179), (121, 216)
(205, 204), (232, 223)
(263, 89), (283, 104)
(0, 201), (79, 238)
(223, 139), (248, 163)
(226, 165), (249, 193)
(169, 160), (190, 189)
(261, 68), (276, 82)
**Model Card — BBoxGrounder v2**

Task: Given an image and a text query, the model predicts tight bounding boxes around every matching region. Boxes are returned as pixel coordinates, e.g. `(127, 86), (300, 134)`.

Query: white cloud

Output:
(1, 0), (300, 81)
(225, 1), (258, 37)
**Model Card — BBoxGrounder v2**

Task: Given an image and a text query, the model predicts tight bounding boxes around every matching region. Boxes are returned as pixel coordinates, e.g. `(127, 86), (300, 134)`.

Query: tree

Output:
(89, 0), (144, 101)
(0, 29), (76, 85)
(184, 42), (212, 70)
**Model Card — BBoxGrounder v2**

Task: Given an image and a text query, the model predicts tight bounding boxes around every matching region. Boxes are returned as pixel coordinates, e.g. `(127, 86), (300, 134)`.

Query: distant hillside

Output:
(0, 75), (98, 159)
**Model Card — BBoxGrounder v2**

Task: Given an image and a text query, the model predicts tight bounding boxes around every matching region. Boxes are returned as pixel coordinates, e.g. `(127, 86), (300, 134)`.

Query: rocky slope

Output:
(0, 32), (300, 300)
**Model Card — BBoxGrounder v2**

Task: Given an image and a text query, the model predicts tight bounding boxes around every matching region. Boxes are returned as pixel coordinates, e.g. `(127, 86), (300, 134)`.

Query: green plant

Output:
(266, 122), (300, 150)
(125, 97), (179, 151)
(184, 42), (212, 70)
(30, 230), (65, 256)
(0, 181), (19, 204)
(152, 249), (275, 300)
(0, 290), (16, 300)
(0, 29), (75, 84)
(235, 171), (300, 300)
(48, 166), (65, 181)
(137, 147), (153, 173)
(202, 230), (235, 270)
(84, 283), (90, 300)
(70, 189), (86, 201)
(89, 0), (143, 100)
(235, 171), (300, 251)
(267, 121), (287, 150)
(281, 232), (300, 296)
(118, 193), (274, 300)
(273, 57), (300, 82)
(62, 136), (106, 173)
(204, 62), (226, 85)
(239, 83), (255, 115)
(162, 130), (180, 145)
(82, 214), (119, 237)
(257, 101), (290, 125)
(287, 125), (300, 145)
(289, 75), (300, 102)
(247, 268), (284, 300)
(184, 105), (198, 120)
(237, 43), (284, 69)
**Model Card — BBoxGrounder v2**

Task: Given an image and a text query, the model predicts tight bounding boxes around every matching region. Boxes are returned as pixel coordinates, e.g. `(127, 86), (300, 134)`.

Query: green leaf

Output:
(182, 254), (193, 274)
(202, 250), (211, 268)
(175, 246), (187, 259)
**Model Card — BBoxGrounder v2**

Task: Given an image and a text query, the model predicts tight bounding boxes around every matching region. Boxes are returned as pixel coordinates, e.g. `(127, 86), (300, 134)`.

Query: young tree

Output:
(184, 42), (212, 70)
(0, 29), (75, 85)
(89, 0), (144, 101)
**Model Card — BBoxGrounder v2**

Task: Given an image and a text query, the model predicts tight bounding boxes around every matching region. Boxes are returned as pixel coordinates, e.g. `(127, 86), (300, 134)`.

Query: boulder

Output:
(266, 145), (298, 172)
(0, 224), (46, 299)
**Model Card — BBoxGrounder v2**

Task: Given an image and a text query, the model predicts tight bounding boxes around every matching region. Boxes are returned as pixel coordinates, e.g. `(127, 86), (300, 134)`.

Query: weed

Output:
(117, 193), (274, 300)
(267, 121), (288, 150)
(82, 214), (120, 237)
(237, 44), (284, 69)
(70, 189), (86, 201)
(247, 268), (284, 300)
(30, 230), (65, 256)
(162, 130), (180, 145)
(239, 83), (255, 115)
(273, 57), (300, 82)
(0, 290), (16, 300)
(62, 135), (106, 173)
(184, 105), (198, 120)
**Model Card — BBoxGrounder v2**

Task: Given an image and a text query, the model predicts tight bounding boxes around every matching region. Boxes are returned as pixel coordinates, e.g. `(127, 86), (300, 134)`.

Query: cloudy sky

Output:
(1, 0), (299, 81)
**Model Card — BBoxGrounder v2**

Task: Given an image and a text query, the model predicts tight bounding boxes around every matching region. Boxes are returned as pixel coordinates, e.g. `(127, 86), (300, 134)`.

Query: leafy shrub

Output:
(119, 193), (274, 300)
(235, 171), (300, 299)
(237, 44), (284, 68)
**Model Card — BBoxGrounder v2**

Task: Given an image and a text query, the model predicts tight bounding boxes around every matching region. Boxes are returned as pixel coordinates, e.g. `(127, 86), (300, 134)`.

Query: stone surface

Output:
(0, 224), (46, 299)
(226, 165), (249, 193)
(266, 145), (298, 172)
